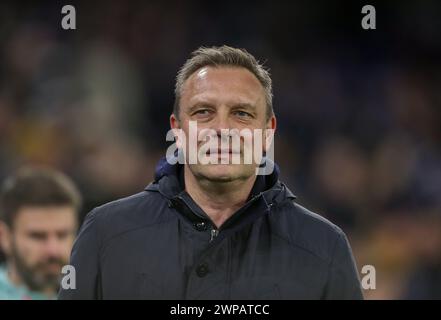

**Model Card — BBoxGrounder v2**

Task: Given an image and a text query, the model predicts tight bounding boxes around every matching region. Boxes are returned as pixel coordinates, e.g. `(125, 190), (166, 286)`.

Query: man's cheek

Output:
(22, 240), (46, 264)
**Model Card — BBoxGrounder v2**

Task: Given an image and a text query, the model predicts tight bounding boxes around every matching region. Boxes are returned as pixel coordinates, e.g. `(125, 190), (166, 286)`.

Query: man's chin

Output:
(193, 164), (252, 182)
(20, 273), (60, 292)
(23, 266), (64, 291)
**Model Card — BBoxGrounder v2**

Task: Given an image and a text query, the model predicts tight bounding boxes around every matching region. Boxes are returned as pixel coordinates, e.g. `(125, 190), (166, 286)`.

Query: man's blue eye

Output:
(235, 111), (251, 117)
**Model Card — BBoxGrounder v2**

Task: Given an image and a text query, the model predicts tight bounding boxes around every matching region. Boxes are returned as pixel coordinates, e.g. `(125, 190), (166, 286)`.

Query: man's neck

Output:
(184, 166), (257, 228)
(6, 262), (22, 287)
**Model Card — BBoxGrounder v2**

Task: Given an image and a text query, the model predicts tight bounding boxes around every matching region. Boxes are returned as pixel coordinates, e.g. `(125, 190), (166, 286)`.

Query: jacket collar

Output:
(145, 156), (296, 205)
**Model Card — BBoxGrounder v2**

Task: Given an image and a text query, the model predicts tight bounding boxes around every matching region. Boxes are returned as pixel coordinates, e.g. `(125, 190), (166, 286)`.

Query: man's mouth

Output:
(38, 261), (64, 274)
(206, 149), (241, 155)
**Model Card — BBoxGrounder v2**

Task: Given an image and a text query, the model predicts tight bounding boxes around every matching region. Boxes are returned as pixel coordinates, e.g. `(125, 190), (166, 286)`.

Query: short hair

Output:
(174, 45), (273, 120)
(0, 167), (82, 227)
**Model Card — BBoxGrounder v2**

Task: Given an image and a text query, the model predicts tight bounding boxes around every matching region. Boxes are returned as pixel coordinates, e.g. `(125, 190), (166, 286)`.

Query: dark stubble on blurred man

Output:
(0, 167), (80, 299)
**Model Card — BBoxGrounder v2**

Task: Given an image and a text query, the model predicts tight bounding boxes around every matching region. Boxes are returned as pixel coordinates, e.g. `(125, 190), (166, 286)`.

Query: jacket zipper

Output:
(177, 193), (268, 243)
(210, 228), (219, 242)
(177, 195), (220, 243)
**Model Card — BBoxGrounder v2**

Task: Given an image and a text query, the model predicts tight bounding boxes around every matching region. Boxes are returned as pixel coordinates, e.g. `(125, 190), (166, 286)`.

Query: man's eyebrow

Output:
(187, 103), (215, 113)
(187, 102), (257, 113)
(27, 230), (47, 238)
(231, 103), (257, 110)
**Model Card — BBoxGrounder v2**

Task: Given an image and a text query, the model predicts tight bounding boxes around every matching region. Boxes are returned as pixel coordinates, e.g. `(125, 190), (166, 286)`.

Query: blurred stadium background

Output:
(0, 0), (440, 299)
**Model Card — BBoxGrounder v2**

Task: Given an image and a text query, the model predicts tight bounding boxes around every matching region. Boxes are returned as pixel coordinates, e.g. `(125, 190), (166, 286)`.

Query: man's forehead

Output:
(182, 66), (265, 103)
(13, 206), (77, 229)
(187, 66), (259, 87)
(195, 67), (209, 79)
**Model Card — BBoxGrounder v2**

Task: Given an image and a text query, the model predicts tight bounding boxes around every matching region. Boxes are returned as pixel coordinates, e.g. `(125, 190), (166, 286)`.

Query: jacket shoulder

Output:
(274, 200), (348, 264)
(87, 189), (174, 243)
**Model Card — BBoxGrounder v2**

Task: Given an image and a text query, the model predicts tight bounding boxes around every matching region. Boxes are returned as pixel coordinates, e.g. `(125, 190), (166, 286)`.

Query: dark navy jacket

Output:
(58, 159), (363, 300)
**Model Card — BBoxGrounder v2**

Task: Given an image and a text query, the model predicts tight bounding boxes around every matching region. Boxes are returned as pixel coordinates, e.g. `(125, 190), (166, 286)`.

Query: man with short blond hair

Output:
(59, 46), (363, 300)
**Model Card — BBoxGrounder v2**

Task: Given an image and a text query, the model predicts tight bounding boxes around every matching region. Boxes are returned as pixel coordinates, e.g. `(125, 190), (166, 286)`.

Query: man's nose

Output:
(211, 112), (232, 134)
(43, 236), (63, 257)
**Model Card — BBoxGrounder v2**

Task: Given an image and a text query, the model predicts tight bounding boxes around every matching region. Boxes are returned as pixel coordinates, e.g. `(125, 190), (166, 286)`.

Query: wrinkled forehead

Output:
(12, 206), (77, 232)
(181, 66), (266, 107)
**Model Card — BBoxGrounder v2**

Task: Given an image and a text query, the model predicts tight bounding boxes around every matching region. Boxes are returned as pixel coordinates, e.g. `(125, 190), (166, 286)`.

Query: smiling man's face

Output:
(171, 66), (276, 183)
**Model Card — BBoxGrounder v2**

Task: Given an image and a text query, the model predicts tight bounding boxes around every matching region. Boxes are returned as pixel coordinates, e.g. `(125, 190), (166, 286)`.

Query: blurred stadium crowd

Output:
(0, 1), (440, 298)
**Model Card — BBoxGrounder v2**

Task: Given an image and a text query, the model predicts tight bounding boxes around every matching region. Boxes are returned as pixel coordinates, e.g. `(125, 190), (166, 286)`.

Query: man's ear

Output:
(266, 115), (276, 131)
(0, 221), (12, 256)
(170, 113), (184, 149)
(170, 113), (180, 130)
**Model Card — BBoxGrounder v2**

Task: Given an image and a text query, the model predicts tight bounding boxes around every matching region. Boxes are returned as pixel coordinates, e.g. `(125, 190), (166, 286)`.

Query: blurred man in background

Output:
(0, 167), (81, 299)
